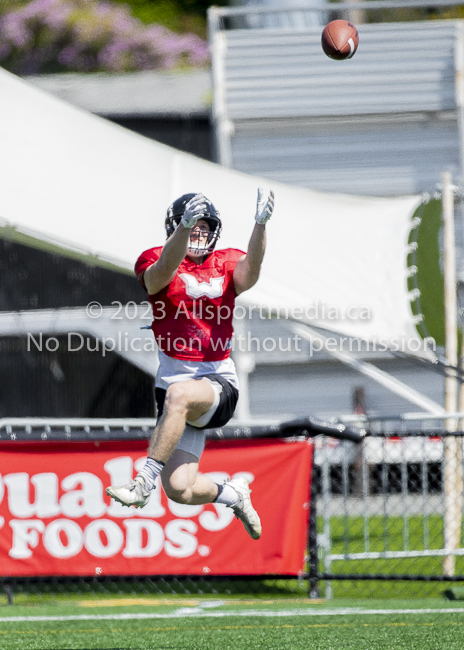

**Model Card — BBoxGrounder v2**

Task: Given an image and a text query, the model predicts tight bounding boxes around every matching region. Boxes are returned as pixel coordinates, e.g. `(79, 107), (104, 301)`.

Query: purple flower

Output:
(0, 0), (210, 74)
(1, 12), (33, 48)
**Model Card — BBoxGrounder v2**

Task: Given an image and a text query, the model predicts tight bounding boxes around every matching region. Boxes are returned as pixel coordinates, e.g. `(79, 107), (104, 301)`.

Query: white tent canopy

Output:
(0, 67), (424, 355)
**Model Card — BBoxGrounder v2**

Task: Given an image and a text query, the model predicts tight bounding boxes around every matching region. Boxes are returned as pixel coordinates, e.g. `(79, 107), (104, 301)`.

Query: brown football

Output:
(321, 20), (359, 60)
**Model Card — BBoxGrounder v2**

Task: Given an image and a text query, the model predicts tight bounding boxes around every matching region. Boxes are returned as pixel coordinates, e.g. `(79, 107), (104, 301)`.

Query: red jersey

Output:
(135, 247), (245, 361)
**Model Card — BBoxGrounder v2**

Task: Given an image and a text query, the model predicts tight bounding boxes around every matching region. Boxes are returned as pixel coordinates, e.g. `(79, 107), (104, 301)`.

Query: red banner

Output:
(0, 438), (313, 577)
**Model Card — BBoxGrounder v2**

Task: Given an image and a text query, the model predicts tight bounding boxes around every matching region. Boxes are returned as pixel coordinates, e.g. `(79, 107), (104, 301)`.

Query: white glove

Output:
(181, 193), (207, 228)
(255, 188), (275, 225)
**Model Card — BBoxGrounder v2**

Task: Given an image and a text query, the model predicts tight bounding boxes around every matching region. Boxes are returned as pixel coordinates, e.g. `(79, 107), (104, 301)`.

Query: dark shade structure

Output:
(0, 234), (155, 418)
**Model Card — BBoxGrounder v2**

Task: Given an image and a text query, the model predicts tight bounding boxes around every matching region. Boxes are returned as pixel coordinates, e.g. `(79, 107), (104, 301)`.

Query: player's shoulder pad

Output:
(135, 246), (162, 266)
(214, 247), (246, 262)
(134, 246), (163, 278)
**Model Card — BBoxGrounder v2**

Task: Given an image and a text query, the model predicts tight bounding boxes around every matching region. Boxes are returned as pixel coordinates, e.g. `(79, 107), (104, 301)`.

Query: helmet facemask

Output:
(165, 194), (222, 257)
(187, 217), (220, 257)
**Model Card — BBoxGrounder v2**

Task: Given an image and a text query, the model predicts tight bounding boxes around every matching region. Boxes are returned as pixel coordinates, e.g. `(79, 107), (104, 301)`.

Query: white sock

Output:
(215, 482), (238, 507)
(136, 458), (164, 491)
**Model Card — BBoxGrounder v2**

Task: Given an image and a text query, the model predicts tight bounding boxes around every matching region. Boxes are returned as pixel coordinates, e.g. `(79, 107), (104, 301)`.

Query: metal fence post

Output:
(442, 171), (461, 576)
(4, 584), (13, 606)
(321, 437), (332, 599)
(308, 454), (319, 598)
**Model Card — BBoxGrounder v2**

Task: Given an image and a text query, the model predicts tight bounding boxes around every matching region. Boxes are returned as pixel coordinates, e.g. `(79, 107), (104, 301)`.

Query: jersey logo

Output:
(179, 273), (225, 299)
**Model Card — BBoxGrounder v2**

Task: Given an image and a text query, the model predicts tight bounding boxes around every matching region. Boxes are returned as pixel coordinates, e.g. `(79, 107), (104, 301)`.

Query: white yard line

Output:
(1, 607), (464, 623)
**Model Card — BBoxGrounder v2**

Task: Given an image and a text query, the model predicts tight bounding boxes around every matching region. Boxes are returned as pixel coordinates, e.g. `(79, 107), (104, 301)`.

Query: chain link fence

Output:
(0, 416), (362, 605)
(315, 414), (464, 599)
(3, 415), (464, 603)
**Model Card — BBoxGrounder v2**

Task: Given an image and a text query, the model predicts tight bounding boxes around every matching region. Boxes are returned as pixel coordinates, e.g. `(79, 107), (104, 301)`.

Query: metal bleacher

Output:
(209, 6), (464, 196)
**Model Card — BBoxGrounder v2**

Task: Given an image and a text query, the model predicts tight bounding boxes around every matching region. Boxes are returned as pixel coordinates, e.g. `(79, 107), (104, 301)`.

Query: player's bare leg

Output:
(105, 378), (215, 508)
(106, 377), (261, 538)
(162, 450), (217, 505)
(147, 378), (215, 461)
(162, 450), (261, 539)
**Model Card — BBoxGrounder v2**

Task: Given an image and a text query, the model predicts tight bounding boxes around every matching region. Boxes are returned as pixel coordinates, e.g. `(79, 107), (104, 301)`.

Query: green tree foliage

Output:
(98, 0), (228, 38)
(0, 0), (228, 38)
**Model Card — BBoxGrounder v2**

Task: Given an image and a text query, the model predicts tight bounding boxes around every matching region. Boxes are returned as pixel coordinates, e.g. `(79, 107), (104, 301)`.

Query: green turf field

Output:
(1, 598), (464, 649)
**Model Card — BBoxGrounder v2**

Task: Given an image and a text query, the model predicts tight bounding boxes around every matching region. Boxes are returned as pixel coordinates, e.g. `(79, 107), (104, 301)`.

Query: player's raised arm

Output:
(143, 194), (207, 294)
(233, 188), (275, 296)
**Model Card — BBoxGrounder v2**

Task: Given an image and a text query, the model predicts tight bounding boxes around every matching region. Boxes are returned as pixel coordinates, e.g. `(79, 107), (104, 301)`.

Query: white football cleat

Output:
(106, 476), (151, 508)
(227, 477), (262, 540)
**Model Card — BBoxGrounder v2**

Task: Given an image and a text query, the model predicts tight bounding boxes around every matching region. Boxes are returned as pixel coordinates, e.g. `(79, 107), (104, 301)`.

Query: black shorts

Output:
(155, 373), (239, 430)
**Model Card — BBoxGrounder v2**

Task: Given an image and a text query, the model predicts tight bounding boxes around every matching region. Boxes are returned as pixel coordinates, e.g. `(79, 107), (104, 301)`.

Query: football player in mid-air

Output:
(106, 188), (274, 539)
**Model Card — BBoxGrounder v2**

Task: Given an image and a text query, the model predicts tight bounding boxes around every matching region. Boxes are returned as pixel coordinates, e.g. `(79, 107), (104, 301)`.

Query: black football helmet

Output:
(165, 193), (222, 256)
